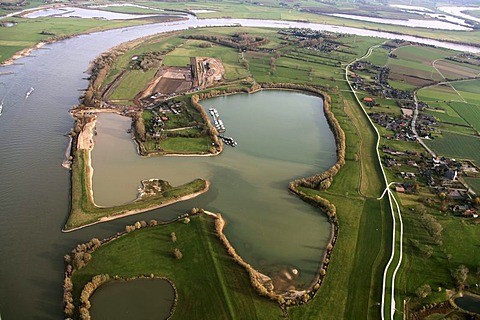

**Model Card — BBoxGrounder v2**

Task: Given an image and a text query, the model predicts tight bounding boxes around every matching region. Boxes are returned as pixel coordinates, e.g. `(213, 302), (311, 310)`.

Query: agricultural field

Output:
(418, 84), (465, 103)
(464, 177), (480, 194)
(109, 69), (157, 101)
(425, 131), (480, 165)
(386, 46), (456, 89)
(434, 59), (480, 79)
(452, 79), (480, 105)
(423, 102), (469, 126)
(448, 101), (480, 132)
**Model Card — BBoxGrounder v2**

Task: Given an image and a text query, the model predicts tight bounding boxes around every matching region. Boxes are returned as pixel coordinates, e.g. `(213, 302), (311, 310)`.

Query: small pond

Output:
(90, 278), (175, 320)
(455, 293), (480, 315)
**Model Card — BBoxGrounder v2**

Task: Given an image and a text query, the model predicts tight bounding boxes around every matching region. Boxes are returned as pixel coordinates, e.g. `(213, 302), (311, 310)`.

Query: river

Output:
(0, 15), (478, 319)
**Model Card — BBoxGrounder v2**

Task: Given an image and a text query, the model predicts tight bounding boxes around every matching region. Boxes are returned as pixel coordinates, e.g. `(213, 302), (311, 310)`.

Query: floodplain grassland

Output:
(71, 215), (283, 320)
(289, 87), (389, 319)
(0, 16), (167, 63)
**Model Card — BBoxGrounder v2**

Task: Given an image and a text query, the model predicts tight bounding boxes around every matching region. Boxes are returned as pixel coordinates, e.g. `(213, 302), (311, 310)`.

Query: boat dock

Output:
(219, 135), (237, 147)
(208, 107), (237, 147)
(208, 107), (225, 133)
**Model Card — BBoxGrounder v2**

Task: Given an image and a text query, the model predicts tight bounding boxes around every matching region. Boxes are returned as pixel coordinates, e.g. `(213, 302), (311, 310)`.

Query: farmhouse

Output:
(363, 97), (375, 107)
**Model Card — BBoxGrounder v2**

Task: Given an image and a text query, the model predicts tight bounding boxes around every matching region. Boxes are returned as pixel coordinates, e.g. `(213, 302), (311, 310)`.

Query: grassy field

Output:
(418, 84), (465, 103)
(452, 79), (480, 105)
(365, 46), (389, 66)
(159, 136), (212, 153)
(448, 101), (480, 132)
(425, 131), (480, 165)
(424, 102), (470, 126)
(109, 69), (156, 100)
(464, 177), (480, 194)
(72, 215), (284, 319)
(289, 88), (389, 318)
(66, 150), (208, 229)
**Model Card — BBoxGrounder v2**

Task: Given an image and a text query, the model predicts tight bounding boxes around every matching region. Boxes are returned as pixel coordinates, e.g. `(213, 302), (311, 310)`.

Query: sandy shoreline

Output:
(1, 42), (47, 66)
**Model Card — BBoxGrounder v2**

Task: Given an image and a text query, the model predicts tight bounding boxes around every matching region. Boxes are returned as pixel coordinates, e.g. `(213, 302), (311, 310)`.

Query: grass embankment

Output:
(65, 149), (208, 230)
(71, 214), (283, 319)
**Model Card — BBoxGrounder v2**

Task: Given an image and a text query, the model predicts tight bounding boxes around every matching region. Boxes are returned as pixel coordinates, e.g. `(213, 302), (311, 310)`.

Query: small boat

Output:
(0, 98), (4, 116)
(25, 87), (34, 99)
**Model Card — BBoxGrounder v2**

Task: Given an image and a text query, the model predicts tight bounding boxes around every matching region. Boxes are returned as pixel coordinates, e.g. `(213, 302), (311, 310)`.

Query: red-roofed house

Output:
(363, 97), (375, 107)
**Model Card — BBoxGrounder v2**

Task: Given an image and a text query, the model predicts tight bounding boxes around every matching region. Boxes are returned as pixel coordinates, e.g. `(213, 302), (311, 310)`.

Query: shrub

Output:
(173, 248), (183, 260)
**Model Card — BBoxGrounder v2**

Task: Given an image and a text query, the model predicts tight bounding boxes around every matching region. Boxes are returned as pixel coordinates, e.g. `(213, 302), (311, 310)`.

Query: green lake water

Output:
(90, 278), (175, 320)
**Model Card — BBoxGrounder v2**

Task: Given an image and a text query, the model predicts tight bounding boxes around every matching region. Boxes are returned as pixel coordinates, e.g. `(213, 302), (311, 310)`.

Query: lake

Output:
(91, 90), (336, 289)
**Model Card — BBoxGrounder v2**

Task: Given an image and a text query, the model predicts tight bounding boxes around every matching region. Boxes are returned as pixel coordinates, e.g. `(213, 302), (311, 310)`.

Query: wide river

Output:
(0, 15), (478, 319)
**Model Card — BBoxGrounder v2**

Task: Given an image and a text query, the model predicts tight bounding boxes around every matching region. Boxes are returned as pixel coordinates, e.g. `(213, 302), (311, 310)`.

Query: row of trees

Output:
(191, 94), (221, 153)
(183, 33), (268, 51)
